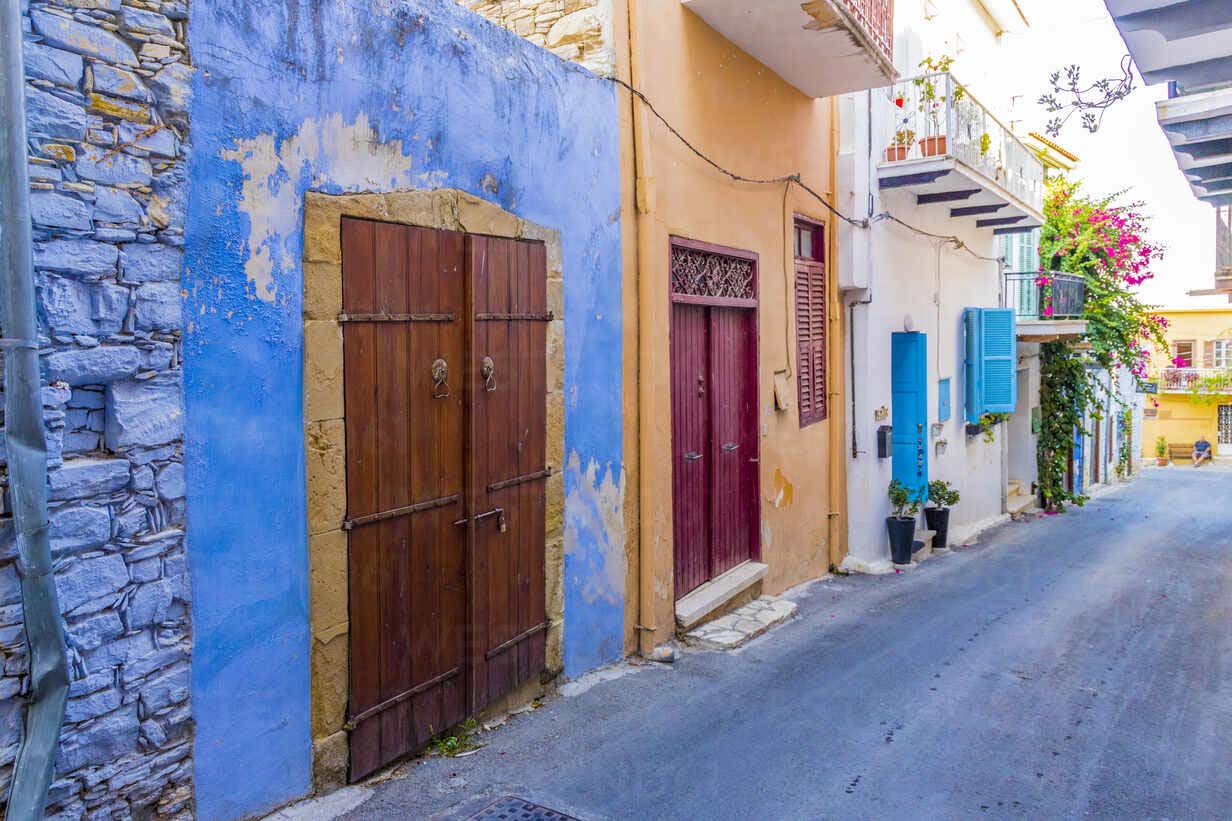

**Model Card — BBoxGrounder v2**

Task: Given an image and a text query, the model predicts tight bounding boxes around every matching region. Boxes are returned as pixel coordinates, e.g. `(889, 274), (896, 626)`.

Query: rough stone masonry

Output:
(0, 0), (192, 817)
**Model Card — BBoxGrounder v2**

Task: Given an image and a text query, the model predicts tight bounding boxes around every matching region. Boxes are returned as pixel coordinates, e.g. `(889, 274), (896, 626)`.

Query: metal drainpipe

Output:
(1, 1), (70, 817)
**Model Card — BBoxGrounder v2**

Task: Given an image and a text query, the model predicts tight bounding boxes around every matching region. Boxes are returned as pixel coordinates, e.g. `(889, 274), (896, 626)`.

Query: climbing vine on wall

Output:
(1035, 179), (1169, 510)
(1038, 341), (1096, 511)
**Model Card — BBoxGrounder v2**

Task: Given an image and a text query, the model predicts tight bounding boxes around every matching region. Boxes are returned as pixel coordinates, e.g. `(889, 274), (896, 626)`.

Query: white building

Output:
(838, 0), (1089, 571)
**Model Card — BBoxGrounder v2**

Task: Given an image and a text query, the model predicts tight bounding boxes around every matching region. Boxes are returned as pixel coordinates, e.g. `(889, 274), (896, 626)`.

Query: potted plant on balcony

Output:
(1154, 435), (1169, 466)
(886, 479), (920, 565)
(924, 480), (960, 549)
(979, 131), (992, 157)
(913, 55), (962, 157)
(886, 128), (915, 162)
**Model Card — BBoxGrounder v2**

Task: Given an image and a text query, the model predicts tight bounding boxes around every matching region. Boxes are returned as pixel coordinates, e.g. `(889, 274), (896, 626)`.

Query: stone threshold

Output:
(675, 560), (768, 630)
(682, 596), (797, 650)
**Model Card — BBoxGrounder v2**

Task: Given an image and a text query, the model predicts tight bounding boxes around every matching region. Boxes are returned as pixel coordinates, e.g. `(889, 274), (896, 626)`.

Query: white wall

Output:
(839, 0), (1022, 571)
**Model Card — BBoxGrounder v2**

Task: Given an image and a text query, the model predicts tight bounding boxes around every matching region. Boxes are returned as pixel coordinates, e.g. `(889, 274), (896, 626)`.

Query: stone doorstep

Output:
(682, 596), (798, 651)
(1007, 488), (1035, 516)
(674, 560), (769, 630)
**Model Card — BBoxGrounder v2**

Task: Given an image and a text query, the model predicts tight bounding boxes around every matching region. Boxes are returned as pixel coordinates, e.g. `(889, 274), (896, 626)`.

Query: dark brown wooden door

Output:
(467, 235), (548, 712)
(342, 220), (546, 781)
(670, 302), (758, 600)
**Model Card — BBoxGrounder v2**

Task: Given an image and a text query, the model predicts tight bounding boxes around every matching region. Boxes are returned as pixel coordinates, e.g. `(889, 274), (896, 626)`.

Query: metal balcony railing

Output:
(841, 0), (894, 65)
(1218, 205), (1232, 275)
(1160, 368), (1232, 393)
(1006, 272), (1085, 320)
(878, 72), (1044, 211)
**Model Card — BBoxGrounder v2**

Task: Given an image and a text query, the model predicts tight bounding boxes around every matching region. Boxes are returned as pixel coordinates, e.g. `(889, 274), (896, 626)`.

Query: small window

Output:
(1173, 341), (1194, 367)
(794, 219), (827, 427)
(1213, 340), (1232, 369)
(794, 221), (824, 263)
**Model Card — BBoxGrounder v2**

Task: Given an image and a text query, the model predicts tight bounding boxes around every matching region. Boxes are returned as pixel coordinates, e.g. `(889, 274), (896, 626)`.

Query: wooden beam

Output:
(977, 215), (1027, 228)
(951, 203), (1006, 217)
(917, 188), (982, 204)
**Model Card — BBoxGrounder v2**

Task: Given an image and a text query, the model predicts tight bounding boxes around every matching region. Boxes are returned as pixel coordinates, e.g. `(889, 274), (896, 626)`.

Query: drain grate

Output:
(466, 796), (580, 821)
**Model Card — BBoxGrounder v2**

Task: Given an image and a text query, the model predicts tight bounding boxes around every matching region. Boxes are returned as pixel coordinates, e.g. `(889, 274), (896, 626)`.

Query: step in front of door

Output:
(675, 560), (768, 630)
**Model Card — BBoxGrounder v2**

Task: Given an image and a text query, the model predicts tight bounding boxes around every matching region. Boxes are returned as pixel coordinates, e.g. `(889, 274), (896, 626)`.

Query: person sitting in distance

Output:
(1193, 435), (1212, 467)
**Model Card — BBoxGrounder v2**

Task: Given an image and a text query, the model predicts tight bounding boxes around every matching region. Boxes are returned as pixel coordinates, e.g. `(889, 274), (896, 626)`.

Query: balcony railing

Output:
(1160, 368), (1232, 393)
(842, 0), (893, 65)
(1006, 272), (1085, 320)
(1218, 205), (1232, 275)
(879, 72), (1044, 211)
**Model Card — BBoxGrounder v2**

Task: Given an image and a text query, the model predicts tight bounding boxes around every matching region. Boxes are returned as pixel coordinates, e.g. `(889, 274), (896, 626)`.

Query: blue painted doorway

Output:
(891, 332), (929, 505)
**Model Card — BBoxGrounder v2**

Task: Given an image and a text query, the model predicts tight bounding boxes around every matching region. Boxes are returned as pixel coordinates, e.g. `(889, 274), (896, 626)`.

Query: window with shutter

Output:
(964, 307), (1018, 422)
(794, 220), (827, 427)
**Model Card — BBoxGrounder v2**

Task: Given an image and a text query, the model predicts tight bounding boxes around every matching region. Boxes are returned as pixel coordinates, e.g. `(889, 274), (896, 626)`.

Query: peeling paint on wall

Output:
(772, 467), (795, 508)
(563, 451), (626, 675)
(221, 113), (418, 301)
(184, 1), (622, 815)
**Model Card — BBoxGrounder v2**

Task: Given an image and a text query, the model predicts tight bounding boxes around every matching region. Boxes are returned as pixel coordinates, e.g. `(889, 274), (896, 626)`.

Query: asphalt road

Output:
(339, 467), (1232, 820)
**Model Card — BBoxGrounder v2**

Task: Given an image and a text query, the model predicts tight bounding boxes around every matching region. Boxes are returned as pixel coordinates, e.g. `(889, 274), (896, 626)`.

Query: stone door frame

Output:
(301, 189), (565, 788)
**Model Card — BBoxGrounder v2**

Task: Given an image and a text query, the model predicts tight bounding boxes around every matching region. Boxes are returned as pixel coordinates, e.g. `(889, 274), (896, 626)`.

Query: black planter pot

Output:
(886, 517), (916, 565)
(924, 506), (951, 549)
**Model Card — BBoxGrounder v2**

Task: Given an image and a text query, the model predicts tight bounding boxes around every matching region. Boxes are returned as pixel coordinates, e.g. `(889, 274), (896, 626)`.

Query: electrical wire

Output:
(606, 75), (1011, 267)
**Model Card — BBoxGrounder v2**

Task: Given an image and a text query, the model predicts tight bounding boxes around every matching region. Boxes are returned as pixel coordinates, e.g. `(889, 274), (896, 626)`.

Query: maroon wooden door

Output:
(708, 308), (758, 580)
(668, 238), (760, 600)
(342, 220), (546, 781)
(670, 303), (711, 596)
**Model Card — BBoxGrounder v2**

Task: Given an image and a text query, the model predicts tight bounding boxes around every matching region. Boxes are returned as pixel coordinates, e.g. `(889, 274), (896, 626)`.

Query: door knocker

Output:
(481, 356), (497, 393)
(431, 358), (450, 399)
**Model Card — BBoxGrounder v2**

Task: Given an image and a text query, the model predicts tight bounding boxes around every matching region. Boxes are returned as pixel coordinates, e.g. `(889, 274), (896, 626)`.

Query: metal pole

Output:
(0, 1), (69, 817)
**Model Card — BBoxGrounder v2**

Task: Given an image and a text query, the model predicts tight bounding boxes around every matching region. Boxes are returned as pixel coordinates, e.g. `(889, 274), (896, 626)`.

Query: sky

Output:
(968, 0), (1220, 309)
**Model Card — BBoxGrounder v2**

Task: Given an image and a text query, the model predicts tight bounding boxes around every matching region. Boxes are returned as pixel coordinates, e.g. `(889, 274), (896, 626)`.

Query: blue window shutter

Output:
(981, 308), (1017, 413)
(964, 308), (983, 424)
(938, 377), (951, 422)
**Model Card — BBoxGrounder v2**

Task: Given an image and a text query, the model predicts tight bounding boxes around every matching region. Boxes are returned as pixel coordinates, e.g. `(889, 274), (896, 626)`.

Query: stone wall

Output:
(456, 0), (615, 75)
(1, 0), (192, 817)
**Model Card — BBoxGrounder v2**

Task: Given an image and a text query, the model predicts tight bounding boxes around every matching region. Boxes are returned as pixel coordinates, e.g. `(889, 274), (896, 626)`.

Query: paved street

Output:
(336, 468), (1232, 820)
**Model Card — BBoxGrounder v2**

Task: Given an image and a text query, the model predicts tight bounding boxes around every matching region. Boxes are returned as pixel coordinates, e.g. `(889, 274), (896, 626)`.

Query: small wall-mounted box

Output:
(877, 425), (893, 459)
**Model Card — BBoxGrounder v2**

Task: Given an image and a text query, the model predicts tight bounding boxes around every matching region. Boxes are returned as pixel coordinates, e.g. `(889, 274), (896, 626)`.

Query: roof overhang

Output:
(1104, 0), (1232, 87)
(680, 0), (898, 98)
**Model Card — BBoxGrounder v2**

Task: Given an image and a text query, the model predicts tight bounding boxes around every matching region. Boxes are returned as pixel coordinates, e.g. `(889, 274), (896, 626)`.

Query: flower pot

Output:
(919, 136), (947, 157)
(924, 506), (950, 549)
(886, 516), (916, 565)
(1156, 456), (1169, 466)
(885, 145), (909, 162)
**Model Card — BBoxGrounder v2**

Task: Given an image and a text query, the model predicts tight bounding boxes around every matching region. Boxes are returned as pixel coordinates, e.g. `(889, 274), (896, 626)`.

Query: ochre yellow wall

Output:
(621, 0), (844, 652)
(1142, 308), (1232, 458)
(1142, 395), (1222, 457)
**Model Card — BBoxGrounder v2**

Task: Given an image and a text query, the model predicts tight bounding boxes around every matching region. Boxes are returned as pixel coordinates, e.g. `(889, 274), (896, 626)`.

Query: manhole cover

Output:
(467, 796), (579, 821)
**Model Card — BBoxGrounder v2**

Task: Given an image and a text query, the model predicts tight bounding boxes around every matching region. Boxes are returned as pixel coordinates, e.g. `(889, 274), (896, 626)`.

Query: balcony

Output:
(1160, 367), (1232, 393)
(680, 0), (896, 98)
(1105, 2), (1232, 209)
(876, 73), (1045, 232)
(1006, 272), (1087, 341)
(1189, 205), (1232, 298)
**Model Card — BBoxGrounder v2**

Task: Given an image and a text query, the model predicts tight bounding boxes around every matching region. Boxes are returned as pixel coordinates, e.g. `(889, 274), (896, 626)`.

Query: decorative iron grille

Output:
(670, 245), (755, 300)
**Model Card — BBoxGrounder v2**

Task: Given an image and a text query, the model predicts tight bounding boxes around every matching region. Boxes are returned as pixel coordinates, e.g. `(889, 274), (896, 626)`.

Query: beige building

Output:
(460, 0), (898, 652)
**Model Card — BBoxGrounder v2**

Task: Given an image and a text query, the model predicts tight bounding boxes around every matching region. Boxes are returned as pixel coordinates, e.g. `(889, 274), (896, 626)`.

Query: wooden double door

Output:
(341, 218), (548, 780)
(670, 302), (759, 599)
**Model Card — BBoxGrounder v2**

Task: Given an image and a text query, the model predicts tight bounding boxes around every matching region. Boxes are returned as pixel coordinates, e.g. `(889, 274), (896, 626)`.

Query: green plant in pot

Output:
(886, 479), (921, 565)
(924, 480), (960, 549)
(886, 128), (916, 162)
(1154, 435), (1168, 466)
(913, 55), (962, 156)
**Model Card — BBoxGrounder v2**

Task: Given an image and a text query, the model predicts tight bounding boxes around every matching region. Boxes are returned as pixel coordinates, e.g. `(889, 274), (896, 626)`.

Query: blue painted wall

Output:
(183, 1), (623, 816)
